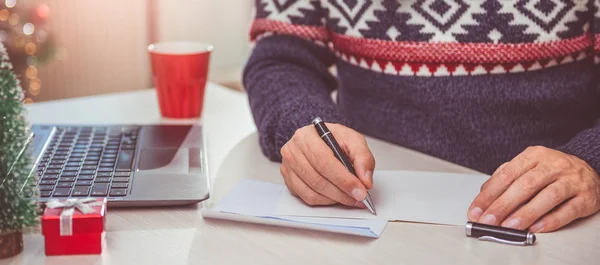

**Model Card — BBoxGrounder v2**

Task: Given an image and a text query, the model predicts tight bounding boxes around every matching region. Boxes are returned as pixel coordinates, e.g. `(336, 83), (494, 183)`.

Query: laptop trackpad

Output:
(138, 148), (189, 173)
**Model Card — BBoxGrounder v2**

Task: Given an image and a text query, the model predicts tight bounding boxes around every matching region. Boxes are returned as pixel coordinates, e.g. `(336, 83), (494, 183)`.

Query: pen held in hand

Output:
(312, 117), (377, 215)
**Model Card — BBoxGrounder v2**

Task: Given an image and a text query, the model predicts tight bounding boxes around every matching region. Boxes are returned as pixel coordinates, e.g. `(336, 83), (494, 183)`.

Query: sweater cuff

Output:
(258, 95), (348, 162)
(556, 128), (600, 175)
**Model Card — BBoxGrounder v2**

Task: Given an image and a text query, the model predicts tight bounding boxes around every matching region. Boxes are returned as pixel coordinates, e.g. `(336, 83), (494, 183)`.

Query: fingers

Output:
(529, 196), (585, 233)
(281, 163), (336, 206)
(340, 134), (375, 189)
(468, 150), (539, 221)
(284, 142), (360, 207)
(296, 128), (368, 201)
(477, 167), (556, 225)
(501, 180), (575, 229)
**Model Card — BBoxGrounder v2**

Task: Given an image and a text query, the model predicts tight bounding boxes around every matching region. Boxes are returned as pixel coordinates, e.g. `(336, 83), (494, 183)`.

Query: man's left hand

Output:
(468, 146), (600, 232)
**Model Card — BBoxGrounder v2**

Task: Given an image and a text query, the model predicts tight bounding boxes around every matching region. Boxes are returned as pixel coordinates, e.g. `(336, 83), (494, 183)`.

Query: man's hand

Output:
(468, 146), (600, 232)
(280, 123), (375, 207)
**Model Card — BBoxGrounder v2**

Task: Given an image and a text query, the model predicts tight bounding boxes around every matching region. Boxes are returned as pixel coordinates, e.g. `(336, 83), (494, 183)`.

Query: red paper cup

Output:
(148, 41), (212, 118)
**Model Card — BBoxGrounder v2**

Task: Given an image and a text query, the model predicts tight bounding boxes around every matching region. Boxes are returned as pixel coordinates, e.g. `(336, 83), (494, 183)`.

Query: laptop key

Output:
(103, 154), (117, 158)
(116, 150), (134, 171)
(57, 182), (74, 188)
(61, 172), (78, 177)
(114, 172), (131, 177)
(91, 184), (109, 196)
(113, 177), (129, 183)
(49, 161), (65, 166)
(80, 170), (96, 175)
(99, 163), (114, 167)
(72, 186), (91, 196)
(95, 177), (112, 183)
(39, 185), (55, 191)
(42, 174), (59, 180)
(98, 167), (113, 172)
(83, 165), (98, 170)
(109, 189), (127, 197)
(52, 188), (71, 197)
(84, 161), (98, 165)
(63, 167), (80, 172)
(40, 180), (56, 185)
(75, 180), (93, 186)
(45, 169), (61, 174)
(40, 190), (52, 197)
(96, 172), (113, 177)
(111, 183), (128, 189)
(59, 176), (76, 182)
(67, 162), (82, 167)
(70, 153), (85, 158)
(101, 160), (116, 164)
(47, 164), (63, 169)
(77, 175), (95, 180)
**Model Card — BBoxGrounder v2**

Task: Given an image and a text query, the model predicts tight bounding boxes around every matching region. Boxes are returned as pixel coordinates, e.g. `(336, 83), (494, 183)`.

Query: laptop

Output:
(29, 124), (210, 207)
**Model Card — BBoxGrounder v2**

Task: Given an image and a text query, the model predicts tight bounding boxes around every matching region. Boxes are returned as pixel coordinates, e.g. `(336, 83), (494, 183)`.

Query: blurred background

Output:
(1, 0), (252, 103)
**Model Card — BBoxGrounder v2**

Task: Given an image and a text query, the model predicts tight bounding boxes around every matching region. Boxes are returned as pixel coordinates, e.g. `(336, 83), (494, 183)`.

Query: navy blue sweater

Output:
(243, 0), (600, 174)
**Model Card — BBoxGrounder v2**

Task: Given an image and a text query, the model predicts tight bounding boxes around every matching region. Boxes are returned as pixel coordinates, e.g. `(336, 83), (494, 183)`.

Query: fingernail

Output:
(469, 207), (483, 220)
(354, 201), (366, 208)
(365, 170), (373, 184)
(480, 214), (497, 225)
(504, 218), (520, 229)
(530, 221), (544, 232)
(352, 188), (366, 201)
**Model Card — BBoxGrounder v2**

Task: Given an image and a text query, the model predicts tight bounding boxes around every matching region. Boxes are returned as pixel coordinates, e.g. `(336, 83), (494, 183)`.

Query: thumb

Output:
(344, 139), (375, 189)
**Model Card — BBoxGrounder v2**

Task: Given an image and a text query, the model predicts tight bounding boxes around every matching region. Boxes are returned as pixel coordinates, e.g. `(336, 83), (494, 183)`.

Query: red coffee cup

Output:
(148, 41), (213, 118)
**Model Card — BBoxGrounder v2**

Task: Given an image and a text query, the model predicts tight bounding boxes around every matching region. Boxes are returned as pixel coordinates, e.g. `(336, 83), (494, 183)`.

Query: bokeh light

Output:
(0, 9), (9, 21)
(8, 12), (18, 25)
(26, 66), (38, 79)
(24, 42), (36, 55)
(5, 0), (16, 8)
(36, 4), (50, 19)
(23, 22), (34, 35)
(29, 81), (41, 96)
(24, 98), (34, 104)
(26, 55), (38, 66)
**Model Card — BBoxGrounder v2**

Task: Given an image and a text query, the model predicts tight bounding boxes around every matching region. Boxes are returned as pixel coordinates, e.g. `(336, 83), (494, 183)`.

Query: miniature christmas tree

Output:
(0, 41), (38, 259)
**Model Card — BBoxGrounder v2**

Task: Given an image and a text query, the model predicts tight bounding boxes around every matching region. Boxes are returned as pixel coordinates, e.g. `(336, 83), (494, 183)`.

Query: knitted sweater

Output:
(243, 0), (600, 175)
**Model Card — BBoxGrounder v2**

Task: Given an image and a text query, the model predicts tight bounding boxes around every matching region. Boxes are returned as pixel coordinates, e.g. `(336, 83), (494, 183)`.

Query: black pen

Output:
(312, 117), (377, 215)
(466, 221), (536, 246)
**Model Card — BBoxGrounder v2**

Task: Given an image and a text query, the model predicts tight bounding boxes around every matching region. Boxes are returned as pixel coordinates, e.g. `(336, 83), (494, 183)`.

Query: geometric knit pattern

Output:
(251, 0), (600, 76)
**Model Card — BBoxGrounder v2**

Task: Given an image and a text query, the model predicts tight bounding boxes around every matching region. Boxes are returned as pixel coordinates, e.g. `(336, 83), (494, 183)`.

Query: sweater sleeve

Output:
(243, 0), (348, 161)
(556, 3), (600, 174)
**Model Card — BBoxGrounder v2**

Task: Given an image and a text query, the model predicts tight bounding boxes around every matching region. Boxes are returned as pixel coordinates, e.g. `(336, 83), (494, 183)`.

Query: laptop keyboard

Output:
(34, 126), (139, 199)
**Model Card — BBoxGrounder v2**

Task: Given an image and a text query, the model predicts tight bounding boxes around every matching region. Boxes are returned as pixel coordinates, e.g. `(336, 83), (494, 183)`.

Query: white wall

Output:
(34, 0), (151, 101)
(30, 0), (253, 102)
(155, 0), (253, 84)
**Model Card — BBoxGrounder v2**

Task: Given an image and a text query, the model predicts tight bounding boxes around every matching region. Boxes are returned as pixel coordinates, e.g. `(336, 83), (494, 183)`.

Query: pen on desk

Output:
(466, 221), (536, 246)
(311, 117), (377, 215)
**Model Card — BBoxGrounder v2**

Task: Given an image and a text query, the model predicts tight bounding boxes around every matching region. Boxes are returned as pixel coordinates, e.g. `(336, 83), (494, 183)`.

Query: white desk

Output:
(3, 83), (599, 265)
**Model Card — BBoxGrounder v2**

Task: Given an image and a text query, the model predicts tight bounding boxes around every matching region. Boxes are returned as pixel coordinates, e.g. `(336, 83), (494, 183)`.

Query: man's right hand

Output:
(280, 123), (375, 207)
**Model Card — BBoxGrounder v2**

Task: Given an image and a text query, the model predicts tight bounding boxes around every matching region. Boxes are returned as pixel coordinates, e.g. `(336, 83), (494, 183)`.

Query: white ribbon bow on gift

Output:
(46, 198), (103, 236)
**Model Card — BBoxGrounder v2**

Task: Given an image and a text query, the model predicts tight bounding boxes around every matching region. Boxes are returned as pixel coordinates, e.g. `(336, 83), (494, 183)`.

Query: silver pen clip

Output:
(478, 236), (527, 246)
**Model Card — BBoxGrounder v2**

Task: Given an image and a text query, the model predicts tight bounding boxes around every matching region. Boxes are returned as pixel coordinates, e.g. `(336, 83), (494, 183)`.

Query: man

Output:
(243, 0), (600, 233)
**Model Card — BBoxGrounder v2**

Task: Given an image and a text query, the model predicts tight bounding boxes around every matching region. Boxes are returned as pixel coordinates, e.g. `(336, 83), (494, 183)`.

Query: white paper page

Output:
(207, 179), (388, 237)
(275, 170), (489, 225)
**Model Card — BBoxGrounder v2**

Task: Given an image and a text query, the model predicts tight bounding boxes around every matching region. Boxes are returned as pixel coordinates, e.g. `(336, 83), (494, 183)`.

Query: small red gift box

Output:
(42, 198), (107, 256)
